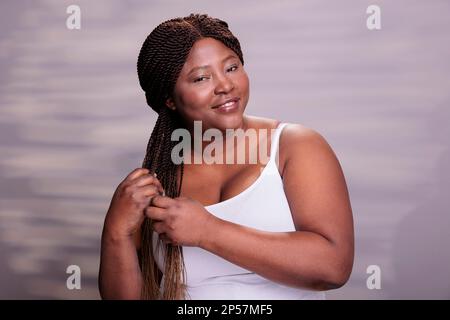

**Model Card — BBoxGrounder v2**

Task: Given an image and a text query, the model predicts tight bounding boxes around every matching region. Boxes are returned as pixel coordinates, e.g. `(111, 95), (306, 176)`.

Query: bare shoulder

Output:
(282, 123), (328, 146)
(244, 114), (280, 130)
(280, 123), (338, 175)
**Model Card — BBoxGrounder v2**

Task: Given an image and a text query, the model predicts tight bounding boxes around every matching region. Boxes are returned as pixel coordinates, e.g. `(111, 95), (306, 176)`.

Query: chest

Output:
(179, 163), (263, 206)
(178, 148), (286, 207)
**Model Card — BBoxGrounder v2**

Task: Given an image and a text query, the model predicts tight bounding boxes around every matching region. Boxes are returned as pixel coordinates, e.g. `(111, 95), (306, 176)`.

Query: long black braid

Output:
(136, 13), (244, 300)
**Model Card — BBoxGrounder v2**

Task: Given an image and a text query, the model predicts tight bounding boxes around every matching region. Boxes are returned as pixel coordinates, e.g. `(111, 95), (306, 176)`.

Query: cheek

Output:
(237, 71), (250, 98)
(173, 86), (213, 122)
(176, 84), (211, 110)
(235, 69), (249, 89)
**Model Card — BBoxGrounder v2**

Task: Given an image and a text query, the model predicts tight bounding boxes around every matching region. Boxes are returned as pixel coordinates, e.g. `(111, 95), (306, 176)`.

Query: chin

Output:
(213, 113), (244, 131)
(210, 102), (246, 130)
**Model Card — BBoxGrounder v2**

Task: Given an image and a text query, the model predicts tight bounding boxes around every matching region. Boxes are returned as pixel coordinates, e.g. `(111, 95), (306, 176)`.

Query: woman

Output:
(99, 13), (354, 300)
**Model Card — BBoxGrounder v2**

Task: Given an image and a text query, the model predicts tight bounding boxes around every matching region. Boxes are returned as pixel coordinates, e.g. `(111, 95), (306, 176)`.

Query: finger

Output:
(152, 221), (166, 234)
(151, 195), (175, 208)
(134, 174), (164, 193)
(152, 173), (164, 193)
(133, 173), (155, 187)
(145, 206), (166, 220)
(139, 185), (159, 197)
(125, 168), (150, 182)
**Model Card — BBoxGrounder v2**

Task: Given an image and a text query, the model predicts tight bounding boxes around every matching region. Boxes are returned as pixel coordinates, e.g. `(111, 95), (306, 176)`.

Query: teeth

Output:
(221, 101), (235, 108)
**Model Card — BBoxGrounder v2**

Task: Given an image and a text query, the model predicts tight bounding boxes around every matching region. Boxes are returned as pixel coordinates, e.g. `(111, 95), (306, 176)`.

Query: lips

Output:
(212, 97), (240, 109)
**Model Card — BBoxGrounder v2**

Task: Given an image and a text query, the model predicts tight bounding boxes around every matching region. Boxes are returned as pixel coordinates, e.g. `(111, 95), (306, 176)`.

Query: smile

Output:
(212, 98), (240, 113)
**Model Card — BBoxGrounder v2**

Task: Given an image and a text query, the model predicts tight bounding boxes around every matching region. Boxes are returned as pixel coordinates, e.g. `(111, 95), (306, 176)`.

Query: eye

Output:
(194, 76), (209, 83)
(227, 64), (238, 72)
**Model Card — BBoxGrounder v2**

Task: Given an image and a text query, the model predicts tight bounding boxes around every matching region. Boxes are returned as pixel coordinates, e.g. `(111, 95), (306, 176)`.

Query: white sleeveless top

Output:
(152, 122), (326, 300)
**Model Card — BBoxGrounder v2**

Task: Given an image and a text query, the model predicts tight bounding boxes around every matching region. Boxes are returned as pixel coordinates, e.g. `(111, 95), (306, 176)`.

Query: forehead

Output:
(183, 37), (237, 68)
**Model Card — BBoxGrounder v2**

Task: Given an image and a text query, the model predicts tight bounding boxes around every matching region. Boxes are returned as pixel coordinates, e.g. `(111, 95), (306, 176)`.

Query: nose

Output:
(213, 73), (234, 95)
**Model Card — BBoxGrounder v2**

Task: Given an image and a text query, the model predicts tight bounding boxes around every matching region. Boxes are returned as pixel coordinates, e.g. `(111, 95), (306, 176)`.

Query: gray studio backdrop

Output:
(0, 0), (449, 299)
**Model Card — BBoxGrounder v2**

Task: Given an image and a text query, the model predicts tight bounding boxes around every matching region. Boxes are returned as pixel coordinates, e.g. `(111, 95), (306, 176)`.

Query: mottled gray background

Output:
(0, 0), (449, 299)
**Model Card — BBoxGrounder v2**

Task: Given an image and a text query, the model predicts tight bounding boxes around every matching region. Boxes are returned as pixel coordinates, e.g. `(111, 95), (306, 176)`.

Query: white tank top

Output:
(152, 122), (326, 300)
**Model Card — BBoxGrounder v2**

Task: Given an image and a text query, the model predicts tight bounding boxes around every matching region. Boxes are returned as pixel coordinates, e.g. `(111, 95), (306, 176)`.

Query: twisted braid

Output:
(137, 13), (244, 300)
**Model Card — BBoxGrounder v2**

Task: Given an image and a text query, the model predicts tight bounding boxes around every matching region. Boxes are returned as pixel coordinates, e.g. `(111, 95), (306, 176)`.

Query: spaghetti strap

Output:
(269, 122), (288, 168)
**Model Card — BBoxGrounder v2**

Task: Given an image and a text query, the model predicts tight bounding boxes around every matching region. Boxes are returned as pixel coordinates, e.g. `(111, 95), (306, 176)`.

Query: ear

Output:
(165, 97), (176, 111)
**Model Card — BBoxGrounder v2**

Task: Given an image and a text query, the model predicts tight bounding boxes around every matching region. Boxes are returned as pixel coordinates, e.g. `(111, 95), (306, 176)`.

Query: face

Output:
(166, 37), (250, 132)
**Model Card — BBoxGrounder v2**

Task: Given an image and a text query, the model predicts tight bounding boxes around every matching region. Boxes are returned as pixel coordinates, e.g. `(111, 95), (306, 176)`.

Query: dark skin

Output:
(99, 37), (354, 299)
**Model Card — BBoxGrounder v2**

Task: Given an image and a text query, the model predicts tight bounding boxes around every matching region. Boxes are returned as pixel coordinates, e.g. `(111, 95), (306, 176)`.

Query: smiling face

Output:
(166, 37), (250, 132)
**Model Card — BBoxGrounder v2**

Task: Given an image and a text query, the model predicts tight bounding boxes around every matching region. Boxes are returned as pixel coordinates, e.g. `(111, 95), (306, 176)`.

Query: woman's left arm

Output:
(148, 125), (354, 291)
(199, 125), (354, 291)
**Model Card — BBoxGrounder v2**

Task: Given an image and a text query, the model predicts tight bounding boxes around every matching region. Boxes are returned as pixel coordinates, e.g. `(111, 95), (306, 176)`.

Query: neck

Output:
(183, 116), (250, 164)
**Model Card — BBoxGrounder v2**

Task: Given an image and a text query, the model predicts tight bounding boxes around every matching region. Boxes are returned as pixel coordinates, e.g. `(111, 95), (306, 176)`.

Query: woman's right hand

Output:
(103, 168), (164, 241)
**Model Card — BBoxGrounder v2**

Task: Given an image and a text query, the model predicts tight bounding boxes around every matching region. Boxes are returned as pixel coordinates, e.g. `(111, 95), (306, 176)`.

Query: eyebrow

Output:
(187, 54), (238, 76)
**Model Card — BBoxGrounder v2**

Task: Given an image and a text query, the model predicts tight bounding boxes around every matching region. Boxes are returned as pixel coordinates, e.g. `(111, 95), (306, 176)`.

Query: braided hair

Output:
(137, 13), (244, 299)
